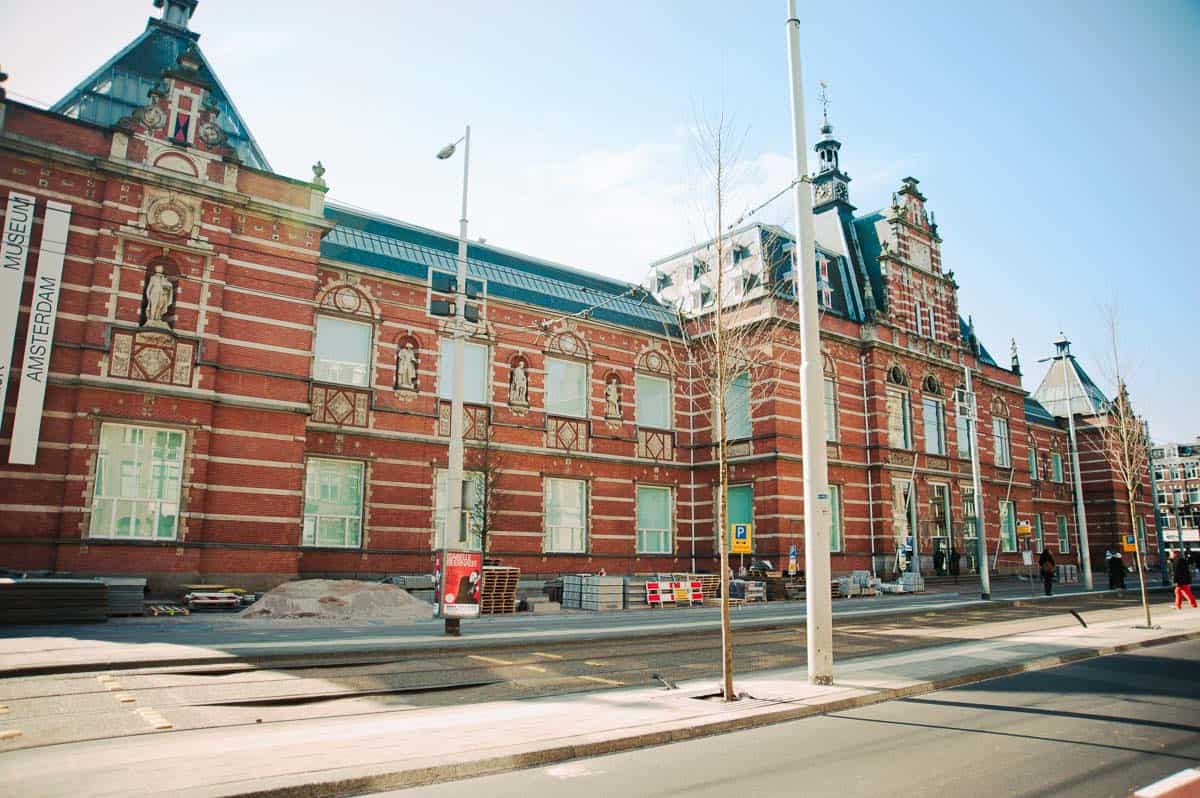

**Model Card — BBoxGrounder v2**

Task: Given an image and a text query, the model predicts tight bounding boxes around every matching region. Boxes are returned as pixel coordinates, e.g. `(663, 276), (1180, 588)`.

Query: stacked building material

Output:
(560, 575), (584, 609)
(0, 578), (108, 624)
(623, 575), (653, 609)
(480, 566), (520, 614)
(98, 577), (147, 616)
(580, 575), (624, 611)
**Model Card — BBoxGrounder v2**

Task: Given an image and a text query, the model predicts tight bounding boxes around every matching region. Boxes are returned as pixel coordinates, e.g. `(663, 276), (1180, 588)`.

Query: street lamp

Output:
(438, 125), (472, 636)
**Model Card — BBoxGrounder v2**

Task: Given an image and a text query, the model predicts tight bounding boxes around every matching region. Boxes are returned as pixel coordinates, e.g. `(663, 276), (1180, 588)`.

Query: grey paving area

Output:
(381, 637), (1200, 798)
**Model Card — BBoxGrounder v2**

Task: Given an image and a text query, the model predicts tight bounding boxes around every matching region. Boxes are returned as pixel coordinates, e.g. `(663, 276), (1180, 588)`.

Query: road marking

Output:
(577, 675), (624, 686)
(522, 665), (547, 673)
(468, 654), (515, 666)
(0, 730), (22, 741)
(0, 705), (8, 714)
(135, 708), (173, 731)
(530, 652), (563, 660)
(584, 660), (605, 667)
(114, 693), (137, 703)
(96, 674), (114, 683)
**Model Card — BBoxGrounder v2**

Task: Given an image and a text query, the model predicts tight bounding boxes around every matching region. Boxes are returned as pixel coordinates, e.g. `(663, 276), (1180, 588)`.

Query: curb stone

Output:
(224, 626), (1200, 798)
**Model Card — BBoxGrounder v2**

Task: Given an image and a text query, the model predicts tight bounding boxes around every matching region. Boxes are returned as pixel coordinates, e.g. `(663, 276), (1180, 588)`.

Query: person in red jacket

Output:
(1172, 549), (1197, 609)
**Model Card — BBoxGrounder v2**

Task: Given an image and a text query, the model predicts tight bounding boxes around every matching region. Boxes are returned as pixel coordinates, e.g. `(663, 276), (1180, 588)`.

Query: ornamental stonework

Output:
(437, 402), (489, 441)
(311, 384), (369, 427)
(548, 417), (588, 453)
(637, 429), (673, 461)
(107, 329), (193, 386)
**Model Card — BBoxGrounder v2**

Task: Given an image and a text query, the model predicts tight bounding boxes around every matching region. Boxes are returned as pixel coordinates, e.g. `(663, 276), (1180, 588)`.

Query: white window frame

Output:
(544, 477), (587, 553)
(89, 423), (185, 541)
(829, 484), (843, 552)
(636, 485), (672, 555)
(724, 372), (752, 441)
(302, 457), (365, 549)
(313, 315), (372, 387)
(434, 468), (485, 551)
(438, 338), (490, 404)
(922, 397), (945, 455)
(824, 378), (838, 442)
(993, 417), (1011, 467)
(635, 373), (672, 430)
(887, 390), (913, 450)
(545, 356), (589, 418)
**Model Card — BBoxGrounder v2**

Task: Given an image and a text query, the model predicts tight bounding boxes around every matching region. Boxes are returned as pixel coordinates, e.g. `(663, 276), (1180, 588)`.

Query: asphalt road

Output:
(380, 637), (1200, 798)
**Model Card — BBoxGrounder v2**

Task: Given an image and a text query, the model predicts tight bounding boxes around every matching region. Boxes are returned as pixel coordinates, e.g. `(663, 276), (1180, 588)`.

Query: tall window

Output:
(993, 417), (1011, 467)
(922, 397), (945, 455)
(724, 372), (751, 440)
(824, 378), (838, 442)
(545, 357), (588, 418)
(1028, 447), (1039, 480)
(313, 316), (371, 386)
(1057, 515), (1070, 553)
(999, 500), (1017, 552)
(438, 339), (489, 403)
(725, 484), (754, 551)
(636, 373), (672, 429)
(956, 412), (972, 459)
(636, 485), (672, 554)
(545, 477), (587, 553)
(90, 424), (184, 540)
(1033, 515), (1044, 551)
(962, 487), (977, 540)
(434, 469), (484, 550)
(887, 391), (913, 449)
(1136, 516), (1147, 553)
(302, 458), (364, 548)
(1051, 452), (1064, 482)
(829, 484), (843, 552)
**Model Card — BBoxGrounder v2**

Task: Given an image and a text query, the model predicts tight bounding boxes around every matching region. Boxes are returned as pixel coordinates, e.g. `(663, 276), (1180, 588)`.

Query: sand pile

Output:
(240, 579), (433, 623)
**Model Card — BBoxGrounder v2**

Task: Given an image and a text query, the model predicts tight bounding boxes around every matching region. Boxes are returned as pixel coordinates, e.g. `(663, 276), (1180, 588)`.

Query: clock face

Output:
(834, 182), (848, 199)
(816, 183), (834, 202)
(910, 241), (931, 270)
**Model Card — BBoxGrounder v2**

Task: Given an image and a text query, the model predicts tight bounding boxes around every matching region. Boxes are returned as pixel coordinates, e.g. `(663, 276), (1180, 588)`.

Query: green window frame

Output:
(829, 484), (843, 552)
(636, 485), (672, 554)
(545, 357), (588, 418)
(724, 483), (754, 552)
(922, 397), (945, 455)
(302, 458), (364, 548)
(89, 423), (185, 541)
(824, 378), (838, 442)
(724, 372), (751, 440)
(635, 373), (672, 430)
(999, 500), (1017, 552)
(1033, 514), (1044, 551)
(1057, 515), (1070, 553)
(1051, 452), (1064, 483)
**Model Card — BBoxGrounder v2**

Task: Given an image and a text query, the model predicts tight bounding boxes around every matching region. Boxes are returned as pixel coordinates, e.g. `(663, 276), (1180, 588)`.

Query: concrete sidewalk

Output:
(0, 584), (1164, 677)
(1, 600), (1196, 798)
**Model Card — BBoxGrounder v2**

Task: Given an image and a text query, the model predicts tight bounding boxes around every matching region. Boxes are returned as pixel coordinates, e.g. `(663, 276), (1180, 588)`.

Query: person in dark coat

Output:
(1108, 550), (1126, 590)
(933, 547), (946, 576)
(1038, 548), (1055, 596)
(1172, 549), (1197, 609)
(948, 546), (961, 583)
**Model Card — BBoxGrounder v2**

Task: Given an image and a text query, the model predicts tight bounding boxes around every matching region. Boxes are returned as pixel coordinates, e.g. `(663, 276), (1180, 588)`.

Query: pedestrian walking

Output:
(1172, 549), (1197, 609)
(1108, 550), (1126, 590)
(949, 545), (961, 583)
(933, 547), (946, 576)
(1038, 548), (1055, 596)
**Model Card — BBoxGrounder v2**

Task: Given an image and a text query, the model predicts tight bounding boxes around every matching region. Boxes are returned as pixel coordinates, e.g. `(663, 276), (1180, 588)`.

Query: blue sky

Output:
(3, 0), (1197, 440)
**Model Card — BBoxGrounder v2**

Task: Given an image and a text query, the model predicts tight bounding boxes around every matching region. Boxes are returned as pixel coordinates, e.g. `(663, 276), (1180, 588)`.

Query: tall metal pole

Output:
(964, 365), (990, 599)
(1064, 367), (1094, 590)
(1144, 419), (1168, 584)
(785, 0), (833, 686)
(443, 125), (471, 635)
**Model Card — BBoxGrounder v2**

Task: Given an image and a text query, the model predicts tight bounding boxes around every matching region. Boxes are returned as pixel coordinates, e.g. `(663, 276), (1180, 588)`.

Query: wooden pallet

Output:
(480, 566), (520, 614)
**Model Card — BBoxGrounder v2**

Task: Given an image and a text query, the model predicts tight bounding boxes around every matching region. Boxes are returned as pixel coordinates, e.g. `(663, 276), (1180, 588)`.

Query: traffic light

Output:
(429, 269), (485, 322)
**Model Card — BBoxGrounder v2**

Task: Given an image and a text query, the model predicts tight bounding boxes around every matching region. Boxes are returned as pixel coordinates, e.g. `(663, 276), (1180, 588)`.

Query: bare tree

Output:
(471, 429), (503, 561)
(1092, 306), (1153, 627)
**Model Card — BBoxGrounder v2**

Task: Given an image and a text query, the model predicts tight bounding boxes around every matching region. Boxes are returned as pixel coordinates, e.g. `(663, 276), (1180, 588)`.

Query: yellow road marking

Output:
(96, 674), (114, 683)
(0, 705), (9, 713)
(578, 675), (624, 686)
(0, 730), (23, 741)
(468, 654), (515, 666)
(115, 693), (136, 703)
(530, 652), (563, 660)
(584, 660), (605, 667)
(135, 708), (173, 730)
(522, 665), (547, 673)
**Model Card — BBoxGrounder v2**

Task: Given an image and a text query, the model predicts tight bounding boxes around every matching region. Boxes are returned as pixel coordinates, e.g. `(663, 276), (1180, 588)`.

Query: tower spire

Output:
(153, 0), (198, 30)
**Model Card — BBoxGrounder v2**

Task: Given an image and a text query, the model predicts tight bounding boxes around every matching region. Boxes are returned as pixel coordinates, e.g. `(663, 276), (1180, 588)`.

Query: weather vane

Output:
(818, 80), (831, 125)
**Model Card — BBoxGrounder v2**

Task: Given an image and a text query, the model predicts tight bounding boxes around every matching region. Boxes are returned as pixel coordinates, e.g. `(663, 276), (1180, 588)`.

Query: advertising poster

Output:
(435, 550), (482, 618)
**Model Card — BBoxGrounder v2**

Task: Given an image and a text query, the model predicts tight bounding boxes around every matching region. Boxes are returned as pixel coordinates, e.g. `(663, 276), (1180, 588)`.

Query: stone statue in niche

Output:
(144, 265), (174, 329)
(396, 342), (418, 391)
(509, 359), (528, 406)
(604, 377), (621, 419)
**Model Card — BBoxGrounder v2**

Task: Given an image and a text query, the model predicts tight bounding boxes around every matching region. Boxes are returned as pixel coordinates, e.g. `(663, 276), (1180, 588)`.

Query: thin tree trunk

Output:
(1129, 495), (1152, 627)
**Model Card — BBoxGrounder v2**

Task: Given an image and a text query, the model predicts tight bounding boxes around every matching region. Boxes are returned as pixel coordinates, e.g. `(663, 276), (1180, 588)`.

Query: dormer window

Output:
(817, 258), (833, 308)
(700, 286), (713, 308)
(732, 245), (750, 265)
(742, 272), (760, 293)
(656, 271), (672, 292)
(693, 259), (710, 280)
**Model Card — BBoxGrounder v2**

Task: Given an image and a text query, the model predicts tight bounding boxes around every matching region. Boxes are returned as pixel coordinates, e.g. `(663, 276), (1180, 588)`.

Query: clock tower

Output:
(811, 85), (853, 213)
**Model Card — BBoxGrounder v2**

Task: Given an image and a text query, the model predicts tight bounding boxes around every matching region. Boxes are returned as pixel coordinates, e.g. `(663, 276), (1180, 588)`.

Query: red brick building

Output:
(0, 2), (1156, 591)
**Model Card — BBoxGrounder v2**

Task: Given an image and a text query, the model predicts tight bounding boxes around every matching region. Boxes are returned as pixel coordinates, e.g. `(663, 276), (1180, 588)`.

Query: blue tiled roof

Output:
(850, 211), (887, 312)
(1024, 396), (1059, 427)
(322, 205), (680, 336)
(958, 316), (999, 368)
(50, 19), (269, 170)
